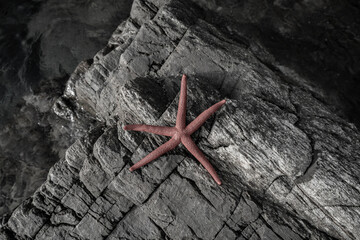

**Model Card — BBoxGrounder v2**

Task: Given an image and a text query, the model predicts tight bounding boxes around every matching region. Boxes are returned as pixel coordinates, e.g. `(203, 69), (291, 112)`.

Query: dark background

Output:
(0, 0), (359, 216)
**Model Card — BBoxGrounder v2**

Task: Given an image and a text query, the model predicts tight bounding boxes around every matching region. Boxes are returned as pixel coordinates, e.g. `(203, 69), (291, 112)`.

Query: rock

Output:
(1, 0), (359, 239)
(50, 206), (79, 226)
(61, 183), (93, 218)
(7, 200), (47, 239)
(143, 173), (224, 239)
(106, 206), (163, 240)
(72, 213), (110, 239)
(93, 128), (130, 175)
(35, 224), (75, 240)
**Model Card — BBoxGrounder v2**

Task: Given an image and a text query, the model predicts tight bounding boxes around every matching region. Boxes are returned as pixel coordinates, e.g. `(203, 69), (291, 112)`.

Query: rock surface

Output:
(1, 0), (360, 239)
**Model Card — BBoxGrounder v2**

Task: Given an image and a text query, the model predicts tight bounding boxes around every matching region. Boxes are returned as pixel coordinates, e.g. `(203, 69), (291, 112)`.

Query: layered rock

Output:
(1, 0), (359, 239)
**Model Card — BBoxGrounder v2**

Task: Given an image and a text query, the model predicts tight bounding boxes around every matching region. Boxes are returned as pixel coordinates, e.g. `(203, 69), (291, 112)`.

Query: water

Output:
(0, 0), (133, 215)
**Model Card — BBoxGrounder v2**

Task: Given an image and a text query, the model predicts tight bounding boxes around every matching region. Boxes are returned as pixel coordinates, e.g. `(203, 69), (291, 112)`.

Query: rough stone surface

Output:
(1, 0), (359, 239)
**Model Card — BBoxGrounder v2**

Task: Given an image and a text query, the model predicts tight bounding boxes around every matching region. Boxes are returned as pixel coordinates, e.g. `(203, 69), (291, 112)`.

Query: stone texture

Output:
(1, 0), (359, 239)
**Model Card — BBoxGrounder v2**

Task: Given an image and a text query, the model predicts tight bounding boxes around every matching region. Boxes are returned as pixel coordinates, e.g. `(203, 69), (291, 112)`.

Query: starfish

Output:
(123, 74), (226, 185)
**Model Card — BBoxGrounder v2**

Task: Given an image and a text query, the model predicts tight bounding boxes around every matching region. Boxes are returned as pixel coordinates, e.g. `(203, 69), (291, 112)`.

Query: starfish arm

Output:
(123, 124), (176, 137)
(129, 137), (180, 171)
(185, 99), (226, 135)
(181, 136), (222, 185)
(176, 74), (187, 130)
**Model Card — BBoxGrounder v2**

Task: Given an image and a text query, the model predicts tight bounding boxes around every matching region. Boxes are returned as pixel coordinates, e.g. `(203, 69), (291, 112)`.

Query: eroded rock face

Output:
(1, 0), (359, 239)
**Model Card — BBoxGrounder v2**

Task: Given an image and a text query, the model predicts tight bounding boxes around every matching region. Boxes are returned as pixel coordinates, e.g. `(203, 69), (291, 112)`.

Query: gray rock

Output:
(7, 200), (47, 239)
(93, 128), (130, 175)
(61, 183), (93, 218)
(79, 156), (112, 198)
(143, 173), (224, 239)
(50, 206), (79, 226)
(107, 206), (164, 240)
(214, 225), (237, 240)
(1, 0), (359, 239)
(72, 213), (110, 240)
(35, 224), (75, 240)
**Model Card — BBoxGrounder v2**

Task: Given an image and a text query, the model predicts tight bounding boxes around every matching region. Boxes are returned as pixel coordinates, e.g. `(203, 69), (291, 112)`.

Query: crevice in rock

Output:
(295, 139), (320, 184)
(258, 215), (286, 240)
(154, 26), (193, 75)
(253, 94), (296, 116)
(105, 204), (137, 239)
(140, 156), (186, 205)
(175, 169), (217, 210)
(148, 217), (169, 240)
(187, 224), (203, 240)
(265, 175), (286, 194)
(211, 194), (246, 240)
(296, 185), (356, 240)
(287, 86), (319, 182)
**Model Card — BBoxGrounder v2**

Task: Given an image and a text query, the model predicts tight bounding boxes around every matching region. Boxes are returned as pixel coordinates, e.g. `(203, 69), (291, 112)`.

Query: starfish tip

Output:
(129, 167), (134, 172)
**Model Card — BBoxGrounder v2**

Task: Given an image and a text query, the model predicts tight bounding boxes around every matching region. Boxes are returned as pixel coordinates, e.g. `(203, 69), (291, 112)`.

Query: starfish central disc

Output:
(174, 129), (187, 140)
(123, 74), (226, 185)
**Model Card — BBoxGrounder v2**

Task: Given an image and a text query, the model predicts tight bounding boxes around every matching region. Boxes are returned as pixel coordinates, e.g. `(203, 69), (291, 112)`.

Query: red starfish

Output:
(123, 74), (225, 185)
